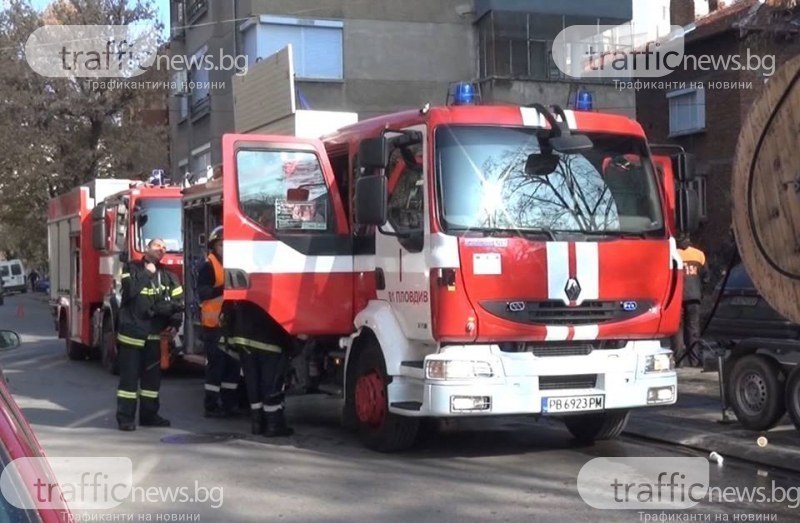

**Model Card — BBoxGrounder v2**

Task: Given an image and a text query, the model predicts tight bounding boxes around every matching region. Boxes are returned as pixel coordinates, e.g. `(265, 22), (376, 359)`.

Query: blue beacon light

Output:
(451, 82), (479, 105)
(576, 89), (594, 111)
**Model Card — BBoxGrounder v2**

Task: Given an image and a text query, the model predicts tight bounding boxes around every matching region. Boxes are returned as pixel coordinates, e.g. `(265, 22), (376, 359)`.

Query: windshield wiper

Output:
(450, 226), (556, 241)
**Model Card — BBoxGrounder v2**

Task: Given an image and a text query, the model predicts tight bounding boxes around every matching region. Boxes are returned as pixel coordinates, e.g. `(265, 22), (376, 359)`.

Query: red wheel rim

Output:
(355, 370), (386, 428)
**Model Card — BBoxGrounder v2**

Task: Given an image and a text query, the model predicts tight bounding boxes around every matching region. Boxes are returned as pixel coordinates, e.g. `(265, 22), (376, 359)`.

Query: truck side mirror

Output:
(91, 204), (108, 251)
(673, 152), (696, 183)
(354, 174), (387, 226)
(677, 186), (700, 234)
(359, 136), (389, 170)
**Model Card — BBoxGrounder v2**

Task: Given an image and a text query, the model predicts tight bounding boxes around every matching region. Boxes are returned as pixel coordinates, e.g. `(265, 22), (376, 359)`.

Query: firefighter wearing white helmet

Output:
(198, 226), (241, 417)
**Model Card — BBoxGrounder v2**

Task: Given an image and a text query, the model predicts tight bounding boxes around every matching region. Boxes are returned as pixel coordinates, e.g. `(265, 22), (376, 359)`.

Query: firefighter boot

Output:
(263, 409), (294, 438)
(140, 414), (171, 427)
(250, 410), (264, 435)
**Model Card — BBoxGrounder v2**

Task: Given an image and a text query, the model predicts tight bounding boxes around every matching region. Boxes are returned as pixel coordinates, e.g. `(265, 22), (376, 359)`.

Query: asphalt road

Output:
(0, 293), (798, 522)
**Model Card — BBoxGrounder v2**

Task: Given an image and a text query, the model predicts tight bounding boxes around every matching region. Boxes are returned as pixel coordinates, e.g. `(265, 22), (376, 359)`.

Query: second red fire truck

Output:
(48, 179), (184, 373)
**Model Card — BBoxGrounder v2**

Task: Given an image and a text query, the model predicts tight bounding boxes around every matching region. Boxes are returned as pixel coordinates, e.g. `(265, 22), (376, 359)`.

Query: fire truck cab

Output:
(48, 179), (184, 373)
(188, 98), (700, 451)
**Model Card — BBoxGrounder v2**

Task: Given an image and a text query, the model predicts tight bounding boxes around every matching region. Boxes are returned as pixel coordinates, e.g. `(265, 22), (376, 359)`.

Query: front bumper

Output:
(388, 340), (677, 417)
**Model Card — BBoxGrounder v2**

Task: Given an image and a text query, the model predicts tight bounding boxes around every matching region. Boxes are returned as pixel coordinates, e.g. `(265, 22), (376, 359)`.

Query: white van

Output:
(0, 259), (26, 293)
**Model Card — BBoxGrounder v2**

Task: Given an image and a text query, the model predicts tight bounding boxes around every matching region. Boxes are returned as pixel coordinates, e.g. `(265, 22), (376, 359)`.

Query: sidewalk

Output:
(626, 368), (800, 472)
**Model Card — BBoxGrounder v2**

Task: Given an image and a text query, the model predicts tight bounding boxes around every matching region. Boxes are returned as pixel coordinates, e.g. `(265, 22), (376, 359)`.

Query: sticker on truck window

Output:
(275, 199), (327, 231)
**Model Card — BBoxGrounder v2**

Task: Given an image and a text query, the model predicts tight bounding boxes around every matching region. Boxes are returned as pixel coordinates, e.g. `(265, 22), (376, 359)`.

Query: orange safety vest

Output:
(200, 254), (224, 328)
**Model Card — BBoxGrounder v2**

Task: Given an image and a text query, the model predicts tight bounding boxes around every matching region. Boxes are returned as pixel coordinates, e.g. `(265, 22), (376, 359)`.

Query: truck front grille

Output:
(481, 299), (652, 326)
(539, 374), (598, 390)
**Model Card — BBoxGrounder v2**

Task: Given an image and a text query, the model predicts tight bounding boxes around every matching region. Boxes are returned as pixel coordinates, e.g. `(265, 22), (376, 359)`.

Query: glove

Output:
(152, 300), (183, 318)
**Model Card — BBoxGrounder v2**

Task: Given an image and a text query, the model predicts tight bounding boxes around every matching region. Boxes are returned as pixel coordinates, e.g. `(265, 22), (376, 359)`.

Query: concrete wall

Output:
(481, 79), (637, 118)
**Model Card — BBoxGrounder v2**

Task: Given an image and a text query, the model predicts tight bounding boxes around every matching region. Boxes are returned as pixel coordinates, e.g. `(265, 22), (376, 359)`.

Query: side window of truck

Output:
(236, 149), (333, 233)
(387, 146), (424, 253)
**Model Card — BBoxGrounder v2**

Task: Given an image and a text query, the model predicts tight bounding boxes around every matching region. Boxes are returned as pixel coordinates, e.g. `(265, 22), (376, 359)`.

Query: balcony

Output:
(186, 0), (208, 24)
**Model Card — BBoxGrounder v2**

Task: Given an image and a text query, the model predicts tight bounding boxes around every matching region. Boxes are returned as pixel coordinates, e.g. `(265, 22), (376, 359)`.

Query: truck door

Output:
(221, 134), (353, 335)
(372, 125), (433, 341)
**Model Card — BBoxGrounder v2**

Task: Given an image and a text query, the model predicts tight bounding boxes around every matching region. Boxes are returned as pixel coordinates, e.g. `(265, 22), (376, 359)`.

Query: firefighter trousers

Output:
(116, 339), (162, 425)
(238, 345), (288, 417)
(203, 327), (240, 411)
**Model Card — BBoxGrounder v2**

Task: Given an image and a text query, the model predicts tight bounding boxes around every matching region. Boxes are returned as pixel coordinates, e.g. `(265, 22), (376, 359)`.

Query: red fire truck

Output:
(181, 97), (700, 451)
(48, 179), (184, 373)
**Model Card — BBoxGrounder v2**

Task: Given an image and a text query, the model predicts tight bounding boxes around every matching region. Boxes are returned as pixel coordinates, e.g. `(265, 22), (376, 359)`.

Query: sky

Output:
(29, 0), (170, 36)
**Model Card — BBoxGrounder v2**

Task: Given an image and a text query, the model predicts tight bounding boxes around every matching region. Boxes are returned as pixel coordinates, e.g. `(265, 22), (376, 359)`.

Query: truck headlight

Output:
(426, 360), (494, 380)
(645, 354), (674, 373)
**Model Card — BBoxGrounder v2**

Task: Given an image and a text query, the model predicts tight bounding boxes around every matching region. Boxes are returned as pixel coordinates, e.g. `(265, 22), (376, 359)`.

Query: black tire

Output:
(101, 319), (119, 375)
(352, 339), (419, 452)
(785, 366), (800, 431)
(728, 354), (786, 431)
(563, 410), (630, 443)
(66, 339), (86, 361)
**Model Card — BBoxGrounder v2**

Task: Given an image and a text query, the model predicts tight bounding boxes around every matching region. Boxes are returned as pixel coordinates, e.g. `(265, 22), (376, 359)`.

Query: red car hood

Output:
(458, 237), (672, 342)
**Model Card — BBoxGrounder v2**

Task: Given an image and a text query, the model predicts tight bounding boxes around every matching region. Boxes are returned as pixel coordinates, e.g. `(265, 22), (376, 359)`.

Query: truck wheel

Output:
(563, 410), (630, 443)
(728, 354), (786, 431)
(785, 367), (800, 431)
(101, 322), (119, 375)
(353, 341), (419, 452)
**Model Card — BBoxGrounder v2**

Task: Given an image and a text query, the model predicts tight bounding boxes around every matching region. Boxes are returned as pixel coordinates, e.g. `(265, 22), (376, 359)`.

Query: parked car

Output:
(0, 278), (4, 305)
(0, 330), (71, 521)
(705, 263), (800, 432)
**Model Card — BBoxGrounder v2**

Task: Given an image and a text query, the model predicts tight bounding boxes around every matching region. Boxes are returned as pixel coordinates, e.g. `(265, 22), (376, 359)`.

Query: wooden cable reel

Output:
(732, 54), (800, 323)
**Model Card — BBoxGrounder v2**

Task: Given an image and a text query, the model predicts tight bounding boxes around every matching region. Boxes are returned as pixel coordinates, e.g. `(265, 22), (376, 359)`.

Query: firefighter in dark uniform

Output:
(198, 226), (241, 417)
(227, 302), (294, 437)
(677, 234), (709, 367)
(116, 238), (184, 431)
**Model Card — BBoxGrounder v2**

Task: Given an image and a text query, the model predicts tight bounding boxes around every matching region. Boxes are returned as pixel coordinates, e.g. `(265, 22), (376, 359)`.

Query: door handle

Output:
(375, 268), (386, 290)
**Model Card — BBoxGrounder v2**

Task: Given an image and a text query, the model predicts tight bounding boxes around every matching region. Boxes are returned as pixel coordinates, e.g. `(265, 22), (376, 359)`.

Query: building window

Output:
(188, 45), (210, 116)
(190, 144), (211, 180)
(172, 71), (188, 120)
(242, 16), (343, 80)
(667, 87), (706, 137)
(478, 11), (629, 82)
(171, 1), (185, 40)
(235, 149), (332, 232)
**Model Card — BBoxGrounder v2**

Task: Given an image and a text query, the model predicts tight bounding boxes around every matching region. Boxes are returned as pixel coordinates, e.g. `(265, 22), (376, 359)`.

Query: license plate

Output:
(541, 395), (605, 413)
(730, 296), (758, 307)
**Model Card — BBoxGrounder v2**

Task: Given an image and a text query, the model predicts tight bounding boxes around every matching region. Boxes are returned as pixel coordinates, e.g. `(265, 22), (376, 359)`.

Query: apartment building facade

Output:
(168, 0), (633, 181)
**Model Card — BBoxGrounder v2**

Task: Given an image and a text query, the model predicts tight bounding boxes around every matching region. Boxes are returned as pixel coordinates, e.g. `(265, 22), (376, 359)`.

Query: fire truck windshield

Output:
(435, 125), (665, 237)
(134, 199), (183, 253)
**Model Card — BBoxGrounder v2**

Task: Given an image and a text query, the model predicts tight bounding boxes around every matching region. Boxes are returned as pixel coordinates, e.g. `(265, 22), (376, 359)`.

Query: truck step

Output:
(390, 401), (422, 411)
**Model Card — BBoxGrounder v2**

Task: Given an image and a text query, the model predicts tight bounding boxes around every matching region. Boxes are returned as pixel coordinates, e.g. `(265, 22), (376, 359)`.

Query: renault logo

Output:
(564, 278), (582, 301)
(508, 301), (526, 312)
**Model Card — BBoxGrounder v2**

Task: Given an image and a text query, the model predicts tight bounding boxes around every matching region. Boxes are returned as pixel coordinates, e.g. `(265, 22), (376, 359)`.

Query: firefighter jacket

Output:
(198, 253), (224, 328)
(117, 259), (184, 347)
(678, 246), (709, 304)
(222, 300), (292, 354)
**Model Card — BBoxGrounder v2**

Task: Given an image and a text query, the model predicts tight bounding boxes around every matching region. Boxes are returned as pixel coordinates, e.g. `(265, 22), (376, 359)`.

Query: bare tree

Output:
(0, 0), (167, 266)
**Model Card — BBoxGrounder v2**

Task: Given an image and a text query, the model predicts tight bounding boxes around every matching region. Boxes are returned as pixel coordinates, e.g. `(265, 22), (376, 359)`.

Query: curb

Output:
(624, 417), (800, 474)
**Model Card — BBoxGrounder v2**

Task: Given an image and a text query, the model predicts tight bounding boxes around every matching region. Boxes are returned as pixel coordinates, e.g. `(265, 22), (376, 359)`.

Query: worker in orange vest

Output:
(676, 234), (709, 367)
(198, 226), (241, 417)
